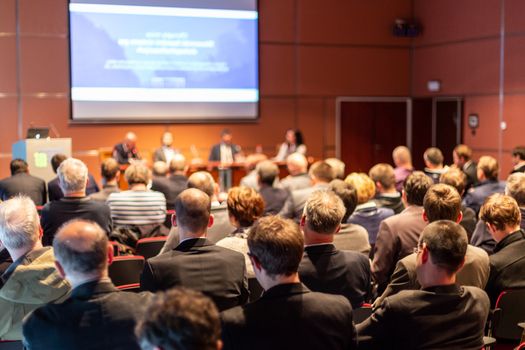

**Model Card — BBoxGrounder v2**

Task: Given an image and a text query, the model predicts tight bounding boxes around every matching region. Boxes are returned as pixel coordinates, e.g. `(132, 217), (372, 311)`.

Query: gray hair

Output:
(256, 160), (279, 186)
(0, 196), (40, 250)
(325, 158), (345, 180)
(303, 190), (345, 234)
(58, 158), (88, 193)
(506, 172), (525, 207)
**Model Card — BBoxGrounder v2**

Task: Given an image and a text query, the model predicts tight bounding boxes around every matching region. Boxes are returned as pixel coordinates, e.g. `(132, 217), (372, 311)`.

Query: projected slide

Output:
(69, 0), (259, 122)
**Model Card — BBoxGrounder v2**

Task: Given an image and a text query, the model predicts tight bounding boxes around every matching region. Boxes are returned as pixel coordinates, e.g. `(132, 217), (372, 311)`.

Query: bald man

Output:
(280, 153), (311, 192)
(392, 146), (414, 192)
(113, 132), (141, 165)
(23, 220), (152, 350)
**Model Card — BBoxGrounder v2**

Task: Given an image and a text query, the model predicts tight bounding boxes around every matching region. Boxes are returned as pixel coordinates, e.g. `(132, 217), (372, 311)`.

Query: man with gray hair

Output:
(0, 196), (70, 340)
(23, 220), (152, 349)
(298, 191), (371, 309)
(40, 158), (112, 246)
(280, 152), (311, 192)
(257, 160), (289, 215)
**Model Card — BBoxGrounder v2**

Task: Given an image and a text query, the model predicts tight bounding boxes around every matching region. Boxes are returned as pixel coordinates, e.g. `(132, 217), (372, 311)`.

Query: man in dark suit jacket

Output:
(279, 153), (311, 192)
(369, 163), (405, 214)
(141, 188), (248, 311)
(358, 221), (490, 350)
(453, 144), (478, 191)
(298, 191), (371, 309)
(113, 132), (141, 165)
(23, 220), (152, 350)
(463, 156), (506, 215)
(511, 146), (525, 174)
(479, 194), (525, 306)
(47, 154), (99, 201)
(0, 159), (46, 205)
(167, 154), (189, 205)
(257, 160), (289, 215)
(151, 161), (179, 211)
(152, 131), (179, 164)
(221, 216), (357, 350)
(208, 129), (241, 162)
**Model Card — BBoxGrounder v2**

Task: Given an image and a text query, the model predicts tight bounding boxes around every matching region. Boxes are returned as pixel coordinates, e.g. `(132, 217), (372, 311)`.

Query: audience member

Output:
(325, 158), (345, 180)
(151, 161), (178, 210)
(40, 158), (112, 246)
(256, 160), (288, 215)
(107, 163), (166, 236)
(463, 155), (506, 215)
(0, 196), (70, 340)
(141, 188), (248, 311)
(369, 163), (404, 214)
(345, 173), (394, 247)
(216, 186), (265, 277)
(23, 220), (152, 349)
(167, 154), (189, 200)
(240, 153), (268, 190)
(0, 245), (12, 275)
(221, 216), (357, 350)
(372, 171), (432, 292)
(453, 144), (478, 190)
(480, 194), (525, 306)
(329, 180), (371, 255)
(423, 147), (448, 184)
(279, 161), (335, 222)
(0, 159), (46, 205)
(358, 221), (490, 349)
(439, 168), (477, 238)
(392, 146), (413, 192)
(136, 288), (221, 350)
(208, 129), (241, 163)
(279, 152), (311, 192)
(113, 132), (141, 165)
(48, 154), (99, 202)
(274, 129), (306, 161)
(511, 146), (525, 174)
(375, 184), (489, 306)
(159, 171), (236, 254)
(298, 191), (371, 308)
(89, 157), (120, 202)
(152, 131), (179, 165)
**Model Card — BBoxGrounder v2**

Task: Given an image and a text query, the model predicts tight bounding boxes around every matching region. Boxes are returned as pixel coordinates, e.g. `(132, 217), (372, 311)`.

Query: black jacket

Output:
(0, 173), (46, 206)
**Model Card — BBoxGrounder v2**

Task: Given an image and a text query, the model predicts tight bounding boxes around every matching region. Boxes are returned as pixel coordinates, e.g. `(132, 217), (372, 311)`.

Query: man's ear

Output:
(55, 260), (66, 279)
(38, 226), (43, 240)
(208, 214), (214, 228)
(216, 339), (223, 350)
(299, 215), (306, 228)
(456, 211), (463, 224)
(420, 244), (429, 264)
(456, 257), (466, 272)
(171, 212), (177, 227)
(107, 243), (114, 265)
(249, 254), (262, 272)
(422, 210), (428, 223)
(335, 224), (341, 234)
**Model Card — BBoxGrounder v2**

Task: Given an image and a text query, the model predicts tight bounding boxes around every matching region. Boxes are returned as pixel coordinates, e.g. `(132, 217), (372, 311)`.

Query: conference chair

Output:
(488, 288), (525, 345)
(108, 255), (145, 288)
(135, 236), (167, 259)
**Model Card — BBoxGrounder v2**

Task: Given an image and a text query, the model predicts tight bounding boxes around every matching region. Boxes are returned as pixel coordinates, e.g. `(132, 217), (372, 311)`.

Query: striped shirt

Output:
(107, 190), (166, 226)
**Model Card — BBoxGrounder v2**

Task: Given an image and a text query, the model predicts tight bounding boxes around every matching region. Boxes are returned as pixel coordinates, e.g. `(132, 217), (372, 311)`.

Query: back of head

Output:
(369, 163), (396, 191)
(329, 179), (358, 222)
(392, 145), (411, 166)
(101, 158), (120, 181)
(309, 161), (335, 183)
(286, 153), (308, 174)
(419, 220), (468, 274)
(256, 160), (279, 186)
(480, 194), (521, 231)
(0, 196), (39, 251)
(10, 159), (28, 175)
(174, 188), (211, 234)
(303, 190), (345, 234)
(152, 161), (169, 177)
(345, 172), (375, 204)
(478, 156), (499, 180)
(136, 288), (220, 350)
(187, 171), (215, 197)
(248, 216), (303, 277)
(245, 153), (267, 171)
(125, 163), (150, 186)
(325, 158), (345, 180)
(51, 154), (67, 174)
(506, 172), (525, 207)
(454, 144), (472, 161)
(423, 184), (461, 222)
(58, 158), (88, 193)
(439, 168), (467, 195)
(512, 146), (525, 161)
(227, 187), (264, 227)
(53, 220), (108, 277)
(169, 154), (187, 173)
(424, 147), (444, 167)
(404, 171), (433, 206)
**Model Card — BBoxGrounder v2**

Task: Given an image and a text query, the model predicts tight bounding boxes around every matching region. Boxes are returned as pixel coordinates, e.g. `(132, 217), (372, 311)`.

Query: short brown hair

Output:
(439, 168), (467, 196)
(174, 189), (211, 233)
(227, 187), (264, 227)
(187, 172), (215, 197)
(329, 179), (358, 222)
(478, 156), (499, 180)
(125, 163), (150, 185)
(506, 173), (525, 207)
(454, 144), (472, 160)
(248, 216), (303, 277)
(423, 184), (461, 223)
(51, 154), (67, 173)
(480, 194), (521, 231)
(309, 161), (335, 183)
(404, 171), (433, 206)
(345, 173), (375, 204)
(100, 158), (119, 181)
(303, 190), (345, 234)
(424, 147), (444, 166)
(512, 146), (525, 161)
(369, 163), (396, 190)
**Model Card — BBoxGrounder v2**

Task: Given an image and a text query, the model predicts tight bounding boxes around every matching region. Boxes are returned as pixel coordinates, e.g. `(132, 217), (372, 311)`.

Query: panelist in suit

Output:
(140, 188), (249, 311)
(23, 220), (152, 350)
(298, 191), (371, 309)
(358, 221), (490, 350)
(113, 132), (141, 165)
(453, 144), (478, 191)
(274, 129), (307, 161)
(0, 159), (46, 206)
(208, 129), (241, 163)
(221, 216), (357, 350)
(511, 146), (525, 174)
(152, 131), (179, 165)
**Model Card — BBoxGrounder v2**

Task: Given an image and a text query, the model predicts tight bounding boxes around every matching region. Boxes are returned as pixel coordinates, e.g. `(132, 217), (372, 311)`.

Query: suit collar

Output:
(421, 283), (461, 295)
(261, 282), (310, 299)
(304, 243), (336, 254)
(175, 237), (213, 251)
(494, 229), (525, 253)
(71, 280), (119, 299)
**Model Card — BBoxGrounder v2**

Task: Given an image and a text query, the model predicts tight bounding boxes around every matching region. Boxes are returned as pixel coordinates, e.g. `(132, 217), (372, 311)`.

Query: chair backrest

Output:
(135, 236), (168, 259)
(108, 256), (145, 287)
(109, 241), (120, 257)
(116, 283), (141, 293)
(0, 341), (23, 350)
(492, 288), (525, 341)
